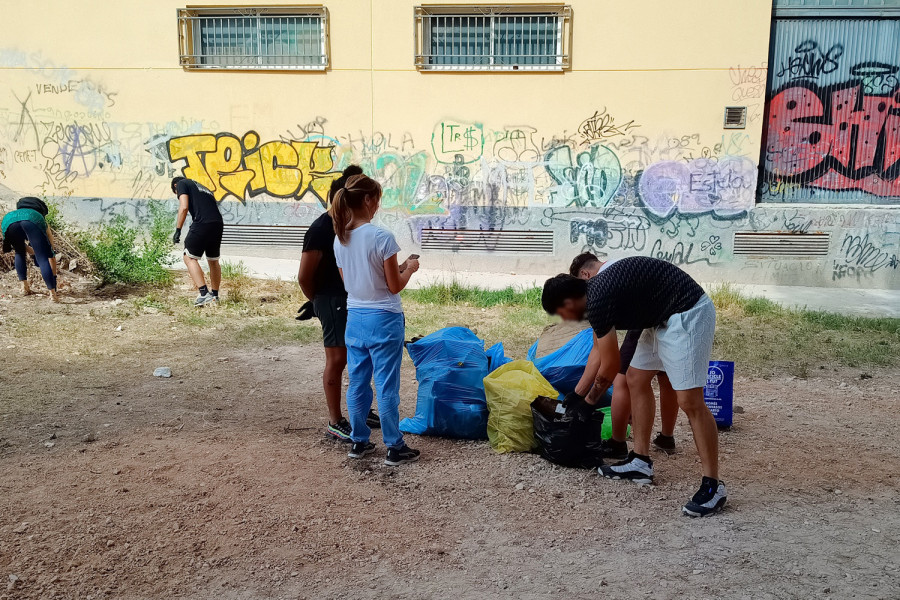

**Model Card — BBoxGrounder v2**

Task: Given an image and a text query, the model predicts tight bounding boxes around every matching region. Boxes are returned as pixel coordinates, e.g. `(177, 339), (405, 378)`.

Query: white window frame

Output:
(414, 4), (572, 72)
(177, 5), (329, 71)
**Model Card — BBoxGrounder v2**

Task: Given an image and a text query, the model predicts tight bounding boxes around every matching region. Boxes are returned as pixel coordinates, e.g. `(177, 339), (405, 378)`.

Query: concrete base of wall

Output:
(58, 196), (900, 290)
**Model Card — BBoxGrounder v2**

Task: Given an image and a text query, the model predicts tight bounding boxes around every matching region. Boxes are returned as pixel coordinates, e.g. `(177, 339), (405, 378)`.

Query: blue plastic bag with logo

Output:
(400, 327), (490, 439)
(527, 327), (595, 396)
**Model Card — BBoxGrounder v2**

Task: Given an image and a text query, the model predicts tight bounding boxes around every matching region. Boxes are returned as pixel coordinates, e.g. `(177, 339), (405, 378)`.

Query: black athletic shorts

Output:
(313, 295), (347, 348)
(184, 222), (224, 261)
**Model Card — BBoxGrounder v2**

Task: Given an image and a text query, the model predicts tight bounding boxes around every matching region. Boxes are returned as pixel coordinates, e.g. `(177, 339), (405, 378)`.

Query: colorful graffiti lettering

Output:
(166, 131), (339, 204)
(765, 78), (900, 197)
(638, 156), (755, 221)
(545, 144), (622, 207)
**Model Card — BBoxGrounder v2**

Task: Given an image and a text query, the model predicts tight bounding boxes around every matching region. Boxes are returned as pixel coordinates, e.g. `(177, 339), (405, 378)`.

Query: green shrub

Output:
(78, 202), (175, 284)
(44, 199), (68, 233)
(219, 260), (252, 304)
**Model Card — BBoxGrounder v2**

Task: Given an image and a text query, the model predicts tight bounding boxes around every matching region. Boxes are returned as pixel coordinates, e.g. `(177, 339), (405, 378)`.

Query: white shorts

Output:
(629, 295), (716, 390)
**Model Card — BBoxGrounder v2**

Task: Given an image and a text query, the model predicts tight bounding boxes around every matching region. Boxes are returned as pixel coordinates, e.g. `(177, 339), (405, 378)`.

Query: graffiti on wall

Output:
(638, 156), (756, 221)
(765, 79), (900, 197)
(166, 132), (340, 205)
(763, 25), (900, 203)
(5, 45), (897, 287)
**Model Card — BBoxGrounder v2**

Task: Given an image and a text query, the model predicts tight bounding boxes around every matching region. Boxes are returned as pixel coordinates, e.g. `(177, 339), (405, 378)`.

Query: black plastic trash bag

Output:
(531, 400), (605, 469)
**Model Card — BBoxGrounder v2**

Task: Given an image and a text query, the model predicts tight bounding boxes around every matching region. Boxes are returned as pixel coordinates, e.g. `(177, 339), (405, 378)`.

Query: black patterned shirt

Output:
(586, 256), (705, 336)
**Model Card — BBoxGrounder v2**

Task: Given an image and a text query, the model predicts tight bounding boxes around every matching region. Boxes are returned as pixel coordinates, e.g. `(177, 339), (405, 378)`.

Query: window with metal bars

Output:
(415, 5), (571, 71)
(177, 6), (328, 71)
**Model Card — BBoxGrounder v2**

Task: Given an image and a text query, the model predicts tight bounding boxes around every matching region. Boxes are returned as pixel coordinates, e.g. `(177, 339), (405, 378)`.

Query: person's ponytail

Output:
(329, 174), (382, 245)
(330, 187), (352, 245)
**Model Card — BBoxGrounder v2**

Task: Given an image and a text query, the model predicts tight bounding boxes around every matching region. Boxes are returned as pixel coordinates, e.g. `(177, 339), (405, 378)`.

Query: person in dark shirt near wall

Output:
(542, 257), (727, 517)
(298, 166), (380, 442)
(569, 252), (680, 456)
(171, 177), (224, 307)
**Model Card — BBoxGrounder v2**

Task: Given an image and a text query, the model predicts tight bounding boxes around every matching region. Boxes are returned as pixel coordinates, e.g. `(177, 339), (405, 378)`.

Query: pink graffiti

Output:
(765, 83), (900, 196)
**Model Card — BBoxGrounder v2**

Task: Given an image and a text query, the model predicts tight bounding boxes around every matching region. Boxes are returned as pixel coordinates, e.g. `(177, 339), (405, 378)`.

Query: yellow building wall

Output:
(0, 0), (772, 201)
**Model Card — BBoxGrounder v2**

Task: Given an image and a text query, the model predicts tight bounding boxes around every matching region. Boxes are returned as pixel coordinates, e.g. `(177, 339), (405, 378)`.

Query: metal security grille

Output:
(775, 0), (900, 17)
(177, 6), (328, 70)
(733, 232), (831, 256)
(759, 15), (900, 203)
(414, 5), (571, 71)
(420, 229), (555, 253)
(221, 224), (309, 246)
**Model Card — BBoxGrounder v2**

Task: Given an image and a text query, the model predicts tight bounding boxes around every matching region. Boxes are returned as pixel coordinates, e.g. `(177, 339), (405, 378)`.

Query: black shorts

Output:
(184, 222), (224, 261)
(313, 295), (347, 348)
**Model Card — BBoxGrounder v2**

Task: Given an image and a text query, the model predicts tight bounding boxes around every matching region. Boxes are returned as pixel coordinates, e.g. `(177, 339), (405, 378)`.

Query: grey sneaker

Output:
(194, 293), (217, 307)
(682, 477), (728, 517)
(598, 451), (655, 485)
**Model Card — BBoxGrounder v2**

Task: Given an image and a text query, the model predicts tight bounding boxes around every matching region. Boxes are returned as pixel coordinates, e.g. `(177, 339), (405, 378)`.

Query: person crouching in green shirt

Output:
(1, 197), (59, 302)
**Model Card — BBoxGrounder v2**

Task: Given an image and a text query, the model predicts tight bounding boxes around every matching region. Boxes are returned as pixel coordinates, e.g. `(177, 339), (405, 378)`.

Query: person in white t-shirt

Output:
(332, 174), (421, 466)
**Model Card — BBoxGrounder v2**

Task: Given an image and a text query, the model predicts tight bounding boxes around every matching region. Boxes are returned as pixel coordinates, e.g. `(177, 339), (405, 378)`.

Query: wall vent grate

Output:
(724, 106), (747, 129)
(733, 232), (830, 257)
(420, 229), (555, 254)
(221, 224), (309, 246)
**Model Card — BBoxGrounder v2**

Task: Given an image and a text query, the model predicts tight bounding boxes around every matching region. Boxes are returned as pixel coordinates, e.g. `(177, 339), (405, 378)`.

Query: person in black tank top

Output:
(172, 177), (224, 307)
(542, 257), (727, 518)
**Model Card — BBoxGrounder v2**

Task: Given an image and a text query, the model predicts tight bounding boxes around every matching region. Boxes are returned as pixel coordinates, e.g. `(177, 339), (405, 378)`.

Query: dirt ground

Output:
(1, 274), (898, 600)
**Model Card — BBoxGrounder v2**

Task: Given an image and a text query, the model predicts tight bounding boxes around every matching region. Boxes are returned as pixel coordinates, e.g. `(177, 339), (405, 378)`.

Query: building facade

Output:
(0, 0), (898, 288)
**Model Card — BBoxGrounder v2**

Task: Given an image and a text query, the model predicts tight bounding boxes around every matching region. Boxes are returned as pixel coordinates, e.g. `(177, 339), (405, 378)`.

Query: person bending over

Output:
(1, 197), (59, 302)
(542, 257), (726, 517)
(570, 253), (680, 455)
(332, 174), (420, 466)
(172, 177), (224, 306)
(298, 165), (381, 443)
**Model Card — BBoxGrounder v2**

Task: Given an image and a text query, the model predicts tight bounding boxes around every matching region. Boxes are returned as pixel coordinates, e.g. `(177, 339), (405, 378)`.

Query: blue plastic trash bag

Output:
(400, 327), (490, 439)
(527, 327), (595, 396)
(485, 342), (511, 371)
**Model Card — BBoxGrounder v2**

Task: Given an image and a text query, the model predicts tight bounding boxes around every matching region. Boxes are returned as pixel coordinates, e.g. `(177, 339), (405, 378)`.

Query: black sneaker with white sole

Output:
(652, 432), (676, 454)
(347, 441), (376, 459)
(598, 451), (654, 484)
(366, 409), (381, 429)
(384, 444), (420, 466)
(682, 477), (728, 517)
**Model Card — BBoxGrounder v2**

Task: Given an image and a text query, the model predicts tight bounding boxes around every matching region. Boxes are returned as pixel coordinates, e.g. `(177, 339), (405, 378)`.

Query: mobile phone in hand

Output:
(408, 254), (420, 260)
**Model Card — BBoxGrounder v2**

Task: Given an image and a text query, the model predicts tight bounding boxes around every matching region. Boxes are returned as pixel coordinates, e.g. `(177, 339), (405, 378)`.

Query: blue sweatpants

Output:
(5, 220), (56, 290)
(345, 308), (406, 448)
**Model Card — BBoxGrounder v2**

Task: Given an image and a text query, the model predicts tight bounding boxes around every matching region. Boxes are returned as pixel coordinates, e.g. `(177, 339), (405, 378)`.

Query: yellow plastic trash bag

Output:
(483, 360), (559, 453)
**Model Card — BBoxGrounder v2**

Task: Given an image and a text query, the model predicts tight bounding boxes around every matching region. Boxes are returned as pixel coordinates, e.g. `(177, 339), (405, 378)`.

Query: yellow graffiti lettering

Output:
(204, 134), (243, 201)
(167, 134), (216, 191)
(310, 145), (339, 200)
(219, 170), (255, 200)
(259, 141), (301, 197)
(167, 130), (339, 204)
